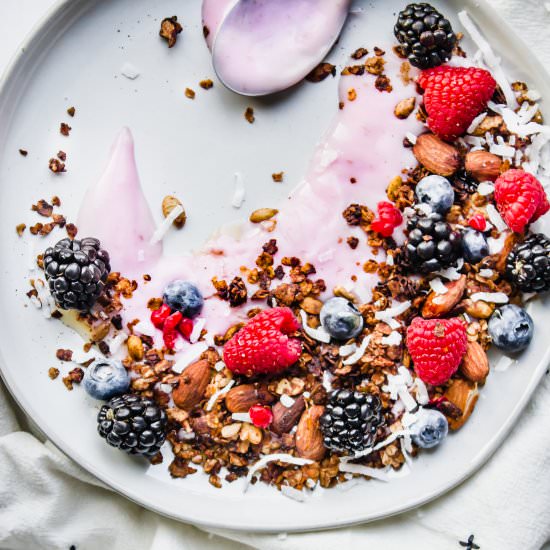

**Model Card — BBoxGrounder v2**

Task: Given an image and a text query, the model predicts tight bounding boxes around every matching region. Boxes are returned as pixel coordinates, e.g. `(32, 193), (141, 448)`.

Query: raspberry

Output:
(406, 317), (467, 386)
(151, 304), (171, 329)
(223, 307), (302, 377)
(370, 201), (403, 237)
(178, 317), (194, 340)
(418, 66), (496, 141)
(494, 169), (550, 233)
(468, 213), (487, 232)
(163, 311), (183, 350)
(249, 405), (273, 428)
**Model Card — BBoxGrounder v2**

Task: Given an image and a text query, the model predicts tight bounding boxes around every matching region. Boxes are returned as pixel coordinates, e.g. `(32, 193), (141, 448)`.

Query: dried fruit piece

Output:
(249, 405), (273, 428)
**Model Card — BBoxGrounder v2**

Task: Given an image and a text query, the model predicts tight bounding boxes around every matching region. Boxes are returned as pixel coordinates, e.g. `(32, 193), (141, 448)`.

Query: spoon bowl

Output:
(209, 0), (351, 96)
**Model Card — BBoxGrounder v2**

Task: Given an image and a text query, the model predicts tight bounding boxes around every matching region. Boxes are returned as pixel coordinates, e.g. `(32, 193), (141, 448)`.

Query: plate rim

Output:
(1, 0), (550, 532)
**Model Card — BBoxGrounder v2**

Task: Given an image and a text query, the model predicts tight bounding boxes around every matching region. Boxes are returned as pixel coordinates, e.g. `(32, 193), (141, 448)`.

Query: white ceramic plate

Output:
(1, 0), (549, 532)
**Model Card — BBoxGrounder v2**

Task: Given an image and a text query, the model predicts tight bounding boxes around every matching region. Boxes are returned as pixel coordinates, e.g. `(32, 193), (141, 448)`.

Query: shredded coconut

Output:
(300, 310), (331, 343)
(280, 394), (295, 408)
(150, 204), (184, 244)
(374, 300), (411, 329)
(381, 331), (402, 346)
(494, 354), (515, 372)
(281, 485), (307, 502)
(322, 370), (334, 392)
(470, 291), (509, 304)
(206, 380), (235, 411)
(467, 112), (487, 134)
(339, 343), (357, 357)
(105, 332), (127, 354)
(405, 132), (417, 145)
(338, 463), (391, 481)
(477, 182), (494, 196)
(214, 361), (226, 372)
(434, 258), (464, 281)
(172, 342), (209, 373)
(343, 336), (371, 365)
(413, 379), (429, 405)
(479, 268), (494, 278)
(121, 62), (140, 79)
(231, 172), (246, 208)
(132, 321), (156, 337)
(429, 277), (448, 295)
(189, 318), (206, 344)
(232, 412), (251, 423)
(486, 204), (508, 231)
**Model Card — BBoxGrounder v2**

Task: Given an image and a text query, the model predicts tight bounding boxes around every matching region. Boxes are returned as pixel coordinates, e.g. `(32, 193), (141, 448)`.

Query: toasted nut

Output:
(240, 423), (263, 445)
(127, 335), (144, 361)
(295, 405), (326, 461)
(90, 321), (110, 343)
(275, 377), (306, 396)
(250, 208), (278, 223)
(471, 114), (504, 136)
(460, 340), (490, 383)
(463, 298), (495, 319)
(465, 150), (502, 182)
(162, 195), (186, 228)
(173, 360), (212, 410)
(422, 275), (466, 319)
(413, 133), (460, 176)
(271, 396), (306, 435)
(333, 286), (358, 303)
(394, 97), (416, 119)
(221, 423), (242, 440)
(224, 384), (275, 413)
(445, 379), (479, 430)
(301, 297), (323, 315)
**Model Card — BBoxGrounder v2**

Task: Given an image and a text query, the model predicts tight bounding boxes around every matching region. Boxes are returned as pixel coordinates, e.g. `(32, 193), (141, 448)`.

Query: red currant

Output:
(249, 405), (273, 428)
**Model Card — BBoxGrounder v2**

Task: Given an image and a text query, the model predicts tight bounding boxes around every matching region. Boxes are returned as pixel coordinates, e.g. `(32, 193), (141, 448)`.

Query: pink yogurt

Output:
(77, 51), (422, 348)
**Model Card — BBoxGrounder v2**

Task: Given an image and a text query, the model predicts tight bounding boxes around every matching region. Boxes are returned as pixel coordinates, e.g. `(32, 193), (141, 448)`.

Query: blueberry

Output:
(410, 408), (448, 449)
(488, 304), (534, 353)
(462, 228), (489, 264)
(415, 175), (455, 214)
(163, 280), (204, 317)
(320, 297), (363, 340)
(83, 359), (130, 400)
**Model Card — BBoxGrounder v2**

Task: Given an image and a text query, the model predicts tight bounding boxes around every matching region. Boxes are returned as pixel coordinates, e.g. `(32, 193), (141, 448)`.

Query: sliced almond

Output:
(413, 133), (460, 177)
(422, 275), (466, 319)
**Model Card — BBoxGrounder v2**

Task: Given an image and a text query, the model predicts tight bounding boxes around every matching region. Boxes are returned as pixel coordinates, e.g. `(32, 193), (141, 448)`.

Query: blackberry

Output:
(394, 3), (456, 69)
(404, 213), (462, 273)
(319, 390), (385, 454)
(505, 233), (550, 293)
(97, 394), (167, 457)
(452, 171), (478, 204)
(43, 237), (111, 311)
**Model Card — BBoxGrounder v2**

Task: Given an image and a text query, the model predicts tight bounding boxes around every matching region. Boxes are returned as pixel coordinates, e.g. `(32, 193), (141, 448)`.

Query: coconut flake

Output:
(172, 342), (209, 373)
(34, 279), (55, 318)
(189, 317), (206, 344)
(343, 336), (371, 365)
(413, 378), (429, 405)
(245, 454), (313, 490)
(317, 249), (334, 263)
(467, 112), (487, 134)
(339, 343), (357, 357)
(458, 12), (516, 108)
(133, 321), (156, 337)
(281, 485), (307, 502)
(338, 463), (391, 481)
(206, 380), (235, 412)
(486, 204), (508, 232)
(374, 300), (411, 329)
(495, 354), (515, 372)
(470, 291), (509, 304)
(477, 182), (494, 196)
(526, 89), (542, 101)
(322, 370), (334, 392)
(280, 394), (295, 408)
(381, 331), (402, 346)
(214, 361), (226, 372)
(405, 132), (417, 145)
(435, 259), (464, 281)
(490, 143), (515, 158)
(105, 332), (127, 354)
(121, 62), (140, 79)
(149, 205), (184, 244)
(231, 172), (246, 208)
(479, 269), (494, 278)
(429, 277), (448, 295)
(300, 310), (331, 343)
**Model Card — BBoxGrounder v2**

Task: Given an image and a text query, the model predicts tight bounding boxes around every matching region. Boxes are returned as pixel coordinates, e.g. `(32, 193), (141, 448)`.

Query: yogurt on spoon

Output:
(203, 0), (352, 96)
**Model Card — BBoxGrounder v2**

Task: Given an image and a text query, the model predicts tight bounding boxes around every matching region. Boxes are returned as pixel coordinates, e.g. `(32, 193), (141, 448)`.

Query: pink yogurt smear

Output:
(204, 0), (351, 95)
(77, 51), (422, 349)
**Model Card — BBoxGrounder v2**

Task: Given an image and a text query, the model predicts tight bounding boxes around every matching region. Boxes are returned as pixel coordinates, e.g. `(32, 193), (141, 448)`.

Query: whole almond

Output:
(465, 150), (501, 182)
(127, 335), (144, 361)
(460, 340), (489, 383)
(295, 405), (326, 461)
(173, 360), (212, 410)
(413, 133), (460, 176)
(271, 395), (306, 435)
(224, 383), (275, 413)
(422, 275), (466, 319)
(445, 379), (479, 430)
(250, 208), (278, 223)
(162, 195), (186, 228)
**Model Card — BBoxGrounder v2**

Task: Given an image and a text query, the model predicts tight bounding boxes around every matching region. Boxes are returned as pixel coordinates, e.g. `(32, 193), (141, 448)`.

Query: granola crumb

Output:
(185, 88), (196, 100)
(60, 123), (71, 136)
(52, 196), (61, 207)
(56, 349), (73, 362)
(199, 79), (214, 90)
(57, 150), (67, 161)
(16, 223), (26, 236)
(245, 107), (255, 124)
(67, 106), (76, 117)
(48, 367), (60, 380)
(66, 223), (78, 239)
(19, 149), (28, 157)
(374, 46), (385, 56)
(351, 47), (369, 60)
(31, 199), (54, 217)
(306, 62), (336, 83)
(48, 158), (66, 173)
(160, 16), (183, 48)
(272, 172), (284, 183)
(347, 236), (359, 249)
(375, 75), (393, 93)
(348, 88), (357, 102)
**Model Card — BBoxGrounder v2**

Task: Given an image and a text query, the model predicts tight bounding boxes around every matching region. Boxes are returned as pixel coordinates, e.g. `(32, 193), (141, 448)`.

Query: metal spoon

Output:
(209, 0), (351, 96)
